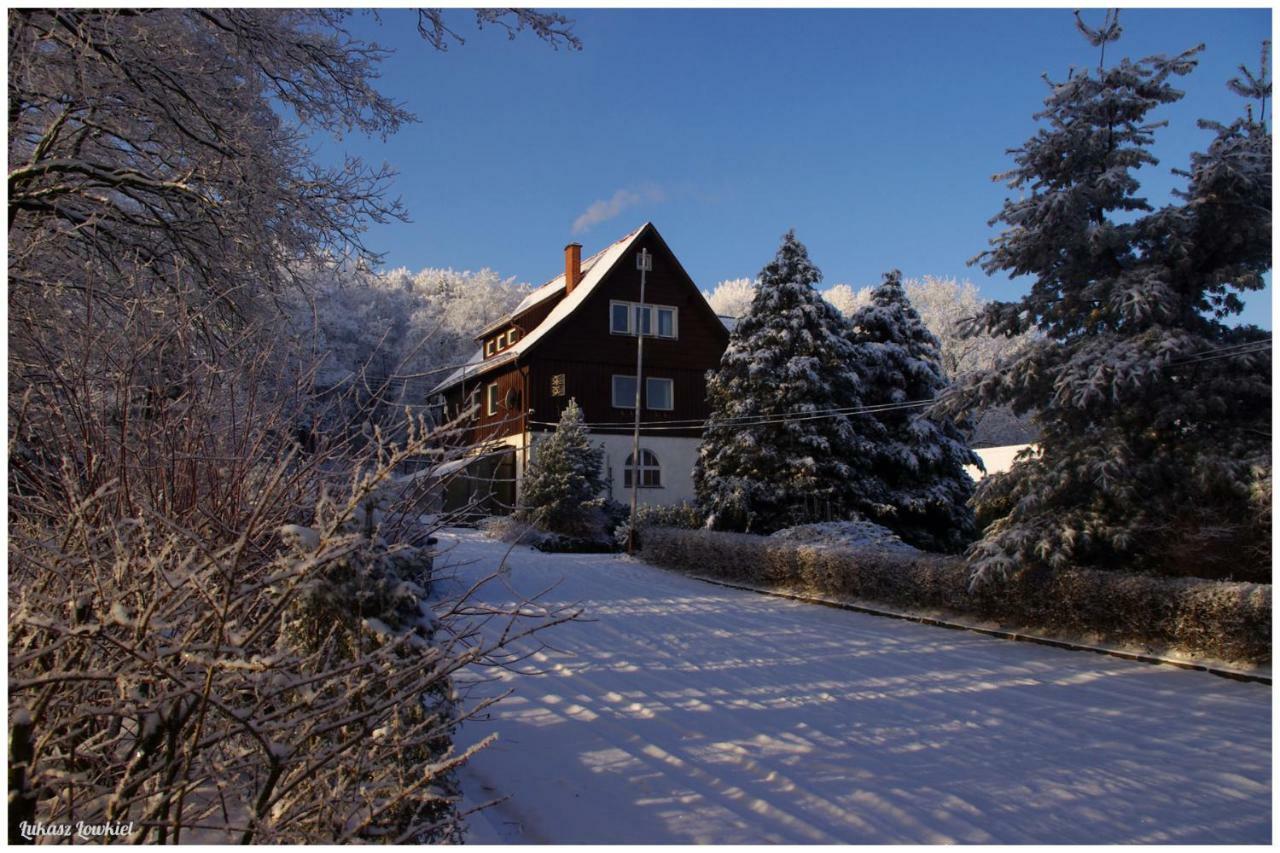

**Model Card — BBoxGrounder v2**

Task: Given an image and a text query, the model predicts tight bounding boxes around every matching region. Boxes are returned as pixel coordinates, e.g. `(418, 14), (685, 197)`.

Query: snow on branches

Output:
(941, 20), (1271, 585)
(848, 272), (981, 553)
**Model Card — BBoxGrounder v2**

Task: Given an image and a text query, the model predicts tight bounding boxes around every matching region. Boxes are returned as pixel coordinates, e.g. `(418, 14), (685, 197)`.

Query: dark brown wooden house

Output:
(429, 222), (730, 512)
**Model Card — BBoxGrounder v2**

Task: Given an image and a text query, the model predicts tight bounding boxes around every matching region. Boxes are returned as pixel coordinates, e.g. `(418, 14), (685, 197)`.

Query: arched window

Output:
(624, 449), (661, 488)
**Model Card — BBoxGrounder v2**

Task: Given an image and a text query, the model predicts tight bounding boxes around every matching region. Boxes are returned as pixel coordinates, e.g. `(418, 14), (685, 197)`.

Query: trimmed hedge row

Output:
(641, 527), (1271, 664)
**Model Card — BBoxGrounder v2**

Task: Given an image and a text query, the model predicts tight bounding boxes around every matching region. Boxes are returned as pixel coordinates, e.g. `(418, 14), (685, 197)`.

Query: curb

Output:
(681, 573), (1271, 686)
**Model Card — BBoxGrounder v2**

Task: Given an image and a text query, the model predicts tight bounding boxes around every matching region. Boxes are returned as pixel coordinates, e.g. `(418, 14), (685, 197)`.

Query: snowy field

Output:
(432, 529), (1271, 844)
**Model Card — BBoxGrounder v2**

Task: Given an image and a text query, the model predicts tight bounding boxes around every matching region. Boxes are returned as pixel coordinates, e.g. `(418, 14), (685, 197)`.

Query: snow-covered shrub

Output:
(641, 528), (1271, 663)
(613, 501), (705, 549)
(7, 356), (576, 842)
(771, 520), (918, 554)
(481, 514), (547, 546)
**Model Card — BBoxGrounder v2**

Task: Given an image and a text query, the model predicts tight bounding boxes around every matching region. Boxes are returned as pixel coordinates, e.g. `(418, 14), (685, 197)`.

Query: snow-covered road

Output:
(433, 529), (1271, 844)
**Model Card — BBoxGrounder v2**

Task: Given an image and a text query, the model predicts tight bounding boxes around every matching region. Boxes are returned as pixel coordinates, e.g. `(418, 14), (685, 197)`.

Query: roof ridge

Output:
(432, 223), (650, 396)
(475, 223), (648, 337)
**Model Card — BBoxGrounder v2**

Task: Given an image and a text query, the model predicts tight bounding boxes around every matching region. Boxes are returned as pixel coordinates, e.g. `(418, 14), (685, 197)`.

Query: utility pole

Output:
(627, 247), (652, 555)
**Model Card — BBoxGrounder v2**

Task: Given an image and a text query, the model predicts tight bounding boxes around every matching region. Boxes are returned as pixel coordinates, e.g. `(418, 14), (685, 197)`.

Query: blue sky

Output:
(319, 7), (1272, 328)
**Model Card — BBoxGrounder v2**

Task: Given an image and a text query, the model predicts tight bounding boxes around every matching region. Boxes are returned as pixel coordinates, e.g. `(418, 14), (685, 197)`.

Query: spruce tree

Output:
(942, 13), (1271, 584)
(695, 230), (876, 532)
(848, 271), (980, 553)
(518, 398), (606, 534)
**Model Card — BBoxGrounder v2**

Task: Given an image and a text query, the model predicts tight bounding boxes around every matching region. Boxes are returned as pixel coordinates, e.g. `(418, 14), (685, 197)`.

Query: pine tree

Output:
(848, 271), (980, 553)
(941, 13), (1271, 585)
(695, 230), (876, 532)
(518, 399), (606, 534)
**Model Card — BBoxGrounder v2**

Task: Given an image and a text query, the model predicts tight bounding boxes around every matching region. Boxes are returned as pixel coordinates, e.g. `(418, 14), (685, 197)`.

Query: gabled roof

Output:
(474, 236), (622, 339)
(429, 223), (649, 396)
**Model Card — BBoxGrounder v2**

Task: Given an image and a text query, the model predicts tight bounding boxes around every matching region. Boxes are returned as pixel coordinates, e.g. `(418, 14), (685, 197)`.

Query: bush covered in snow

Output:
(484, 507), (622, 553)
(771, 520), (919, 554)
(642, 527), (1271, 664)
(614, 501), (706, 549)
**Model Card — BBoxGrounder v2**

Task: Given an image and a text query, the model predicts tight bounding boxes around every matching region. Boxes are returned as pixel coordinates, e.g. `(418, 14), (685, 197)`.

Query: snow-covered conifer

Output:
(519, 399), (606, 533)
(695, 231), (876, 532)
(848, 271), (980, 553)
(941, 15), (1271, 584)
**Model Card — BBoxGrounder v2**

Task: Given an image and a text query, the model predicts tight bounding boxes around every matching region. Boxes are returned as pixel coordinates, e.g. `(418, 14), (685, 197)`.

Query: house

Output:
(428, 223), (730, 513)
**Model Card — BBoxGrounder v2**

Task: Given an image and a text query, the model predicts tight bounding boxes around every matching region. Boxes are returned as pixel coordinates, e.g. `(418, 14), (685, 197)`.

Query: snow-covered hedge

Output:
(641, 527), (1271, 664)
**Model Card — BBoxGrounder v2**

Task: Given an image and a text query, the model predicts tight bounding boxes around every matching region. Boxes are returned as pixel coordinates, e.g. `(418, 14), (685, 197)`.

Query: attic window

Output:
(495, 335), (505, 352)
(485, 340), (495, 357)
(506, 329), (517, 347)
(610, 301), (677, 339)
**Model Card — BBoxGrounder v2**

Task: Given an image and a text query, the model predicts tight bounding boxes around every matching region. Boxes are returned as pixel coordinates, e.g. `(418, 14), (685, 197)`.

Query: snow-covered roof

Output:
(474, 232), (635, 338)
(430, 224), (649, 396)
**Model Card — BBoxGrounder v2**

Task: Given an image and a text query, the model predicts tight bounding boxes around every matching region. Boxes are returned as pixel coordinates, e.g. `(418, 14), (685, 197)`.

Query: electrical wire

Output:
(344, 337), (1271, 421)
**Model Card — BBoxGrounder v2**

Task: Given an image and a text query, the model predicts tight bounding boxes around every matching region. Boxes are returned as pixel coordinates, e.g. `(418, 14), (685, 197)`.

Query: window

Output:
(486, 382), (499, 416)
(485, 340), (495, 357)
(611, 302), (630, 334)
(656, 307), (675, 338)
(612, 374), (637, 409)
(613, 375), (674, 410)
(634, 304), (652, 336)
(646, 377), (674, 410)
(494, 335), (505, 352)
(506, 329), (517, 347)
(609, 300), (677, 339)
(624, 449), (662, 488)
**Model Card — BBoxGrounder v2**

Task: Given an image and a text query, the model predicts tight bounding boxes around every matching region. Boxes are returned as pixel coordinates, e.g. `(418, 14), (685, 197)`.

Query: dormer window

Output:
(506, 329), (518, 347)
(495, 335), (505, 352)
(485, 339), (496, 357)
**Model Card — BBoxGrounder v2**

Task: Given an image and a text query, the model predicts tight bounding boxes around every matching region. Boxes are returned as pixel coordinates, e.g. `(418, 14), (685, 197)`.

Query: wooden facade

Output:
(438, 224), (730, 444)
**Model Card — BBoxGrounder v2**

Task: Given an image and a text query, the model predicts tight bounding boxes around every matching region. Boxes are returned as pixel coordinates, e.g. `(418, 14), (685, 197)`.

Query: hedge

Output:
(640, 527), (1271, 665)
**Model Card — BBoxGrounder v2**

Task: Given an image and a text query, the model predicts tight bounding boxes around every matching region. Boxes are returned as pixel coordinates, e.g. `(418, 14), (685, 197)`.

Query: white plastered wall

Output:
(519, 430), (700, 507)
(965, 443), (1036, 480)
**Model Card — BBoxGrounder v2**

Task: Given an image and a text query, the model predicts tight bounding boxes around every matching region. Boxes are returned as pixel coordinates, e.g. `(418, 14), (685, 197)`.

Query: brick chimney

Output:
(564, 243), (582, 295)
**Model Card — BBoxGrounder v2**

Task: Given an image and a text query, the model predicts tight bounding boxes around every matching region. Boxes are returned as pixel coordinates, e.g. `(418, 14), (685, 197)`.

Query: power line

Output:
(528, 337), (1272, 432)
(328, 337), (1272, 420)
(530, 397), (938, 431)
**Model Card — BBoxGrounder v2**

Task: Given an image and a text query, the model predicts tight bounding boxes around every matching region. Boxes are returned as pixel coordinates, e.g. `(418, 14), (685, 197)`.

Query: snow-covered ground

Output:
(432, 529), (1271, 844)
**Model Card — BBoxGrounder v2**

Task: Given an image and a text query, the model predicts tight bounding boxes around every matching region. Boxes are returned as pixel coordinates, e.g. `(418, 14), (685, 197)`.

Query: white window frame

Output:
(645, 377), (674, 411)
(624, 448), (662, 488)
(506, 329), (517, 347)
(609, 300), (678, 339)
(611, 374), (637, 409)
(655, 306), (676, 339)
(486, 382), (499, 416)
(610, 301), (631, 335)
(485, 339), (495, 357)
